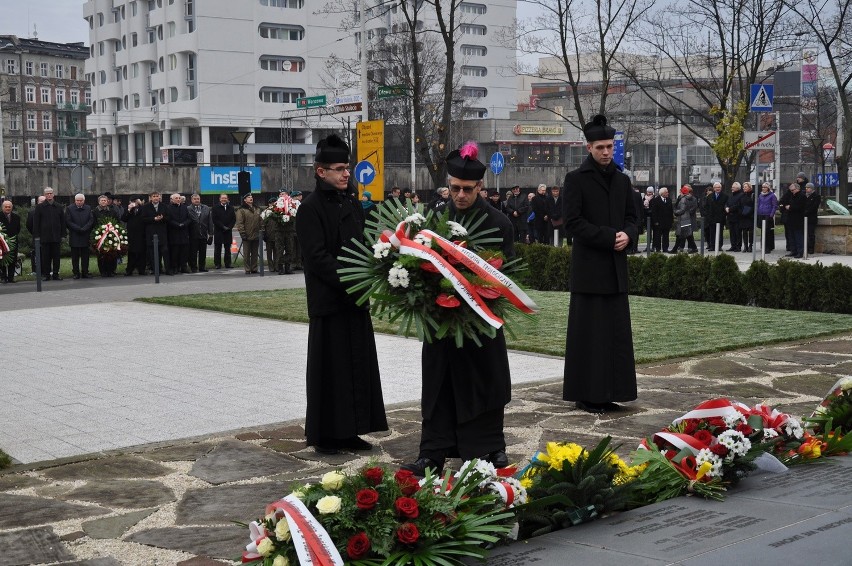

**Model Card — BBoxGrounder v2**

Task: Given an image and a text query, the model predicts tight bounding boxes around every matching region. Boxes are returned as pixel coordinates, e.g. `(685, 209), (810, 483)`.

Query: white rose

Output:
(275, 519), (291, 542)
(273, 556), (290, 566)
(321, 470), (346, 491)
(257, 537), (275, 557)
(316, 495), (342, 514)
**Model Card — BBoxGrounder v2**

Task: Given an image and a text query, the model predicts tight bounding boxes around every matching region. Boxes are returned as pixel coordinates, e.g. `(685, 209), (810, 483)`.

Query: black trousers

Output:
(146, 238), (170, 273)
(728, 219), (742, 250)
(741, 227), (754, 251)
(213, 229), (232, 267)
(1, 245), (17, 281)
(40, 242), (61, 276)
(806, 217), (817, 253)
(706, 222), (725, 250)
(652, 226), (670, 251)
(97, 255), (117, 276)
(758, 215), (775, 252)
(70, 246), (90, 275)
(125, 250), (146, 274)
(188, 238), (207, 271)
(419, 373), (505, 462)
(169, 242), (189, 271)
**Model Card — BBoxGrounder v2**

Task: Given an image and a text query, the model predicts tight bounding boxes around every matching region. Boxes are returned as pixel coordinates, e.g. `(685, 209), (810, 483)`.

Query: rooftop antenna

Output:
(32, 24), (38, 40)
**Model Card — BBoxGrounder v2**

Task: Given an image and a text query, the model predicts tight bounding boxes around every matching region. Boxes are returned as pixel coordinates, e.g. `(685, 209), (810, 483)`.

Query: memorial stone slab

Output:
(0, 526), (74, 566)
(42, 455), (170, 481)
(384, 418), (422, 436)
(126, 526), (245, 560)
(679, 507), (852, 565)
(379, 433), (422, 459)
(261, 439), (307, 453)
(593, 411), (684, 438)
(464, 534), (667, 565)
(692, 358), (766, 378)
(0, 493), (109, 528)
(176, 482), (286, 525)
(385, 408), (422, 421)
(752, 349), (848, 366)
(255, 424), (305, 440)
(294, 448), (359, 465)
(732, 456), (852, 509)
(82, 508), (157, 539)
(176, 557), (233, 566)
(638, 362), (685, 377)
(189, 439), (306, 485)
(503, 411), (552, 428)
(540, 413), (621, 431)
(61, 479), (175, 508)
(140, 442), (216, 462)
(771, 373), (842, 397)
(635, 377), (713, 391)
(632, 390), (719, 410)
(554, 497), (821, 562)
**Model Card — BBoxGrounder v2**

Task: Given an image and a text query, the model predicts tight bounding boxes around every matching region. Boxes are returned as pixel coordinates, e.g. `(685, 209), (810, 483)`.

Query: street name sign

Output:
(296, 95), (327, 109)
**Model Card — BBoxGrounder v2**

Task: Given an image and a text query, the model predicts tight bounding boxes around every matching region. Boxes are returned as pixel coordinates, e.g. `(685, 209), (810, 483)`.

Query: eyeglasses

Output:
(323, 165), (350, 173)
(449, 185), (478, 194)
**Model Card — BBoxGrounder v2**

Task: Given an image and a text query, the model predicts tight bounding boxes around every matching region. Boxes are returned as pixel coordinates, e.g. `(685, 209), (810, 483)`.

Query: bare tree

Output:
(617, 0), (791, 188)
(785, 0), (852, 204)
(514, 0), (652, 129)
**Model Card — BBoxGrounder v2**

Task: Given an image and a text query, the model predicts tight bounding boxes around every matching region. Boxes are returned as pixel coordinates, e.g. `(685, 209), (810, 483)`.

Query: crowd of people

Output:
(0, 188), (306, 283)
(634, 172), (822, 258)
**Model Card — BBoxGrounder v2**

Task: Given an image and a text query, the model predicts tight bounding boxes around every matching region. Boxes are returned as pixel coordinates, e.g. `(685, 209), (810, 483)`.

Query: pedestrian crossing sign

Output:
(750, 84), (774, 112)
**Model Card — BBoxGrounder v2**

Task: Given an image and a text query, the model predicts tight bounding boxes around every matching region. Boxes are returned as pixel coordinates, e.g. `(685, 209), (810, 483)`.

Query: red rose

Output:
(693, 430), (714, 445)
(356, 488), (379, 510)
(710, 444), (729, 457)
(397, 522), (420, 544)
(433, 512), (450, 525)
(347, 532), (371, 560)
(708, 417), (727, 429)
(395, 496), (419, 519)
(682, 419), (698, 434)
(363, 467), (384, 486)
(395, 469), (420, 496)
(736, 423), (754, 436)
(395, 469), (414, 483)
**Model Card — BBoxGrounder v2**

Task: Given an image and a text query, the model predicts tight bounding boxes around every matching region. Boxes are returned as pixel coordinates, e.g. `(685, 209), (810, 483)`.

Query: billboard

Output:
(199, 167), (262, 194)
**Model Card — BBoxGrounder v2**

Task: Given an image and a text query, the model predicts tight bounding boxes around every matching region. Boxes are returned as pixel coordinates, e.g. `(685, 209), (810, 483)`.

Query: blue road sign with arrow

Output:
(750, 84), (774, 112)
(490, 152), (505, 175)
(354, 160), (376, 185)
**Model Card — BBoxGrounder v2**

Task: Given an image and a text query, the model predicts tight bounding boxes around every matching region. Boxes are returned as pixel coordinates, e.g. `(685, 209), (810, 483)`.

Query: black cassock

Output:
(418, 197), (515, 461)
(562, 155), (638, 404)
(296, 177), (388, 446)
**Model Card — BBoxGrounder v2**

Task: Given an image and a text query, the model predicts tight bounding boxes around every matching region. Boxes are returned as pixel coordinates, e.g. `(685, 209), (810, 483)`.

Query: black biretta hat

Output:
(446, 141), (486, 181)
(583, 114), (616, 142)
(315, 134), (350, 164)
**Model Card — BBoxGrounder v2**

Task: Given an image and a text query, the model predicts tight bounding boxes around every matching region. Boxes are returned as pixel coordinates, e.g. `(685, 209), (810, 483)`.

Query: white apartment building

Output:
(83, 0), (517, 167)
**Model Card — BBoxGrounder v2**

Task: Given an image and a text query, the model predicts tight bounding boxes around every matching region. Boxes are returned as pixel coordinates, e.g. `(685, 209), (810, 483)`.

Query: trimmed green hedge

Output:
(515, 244), (852, 314)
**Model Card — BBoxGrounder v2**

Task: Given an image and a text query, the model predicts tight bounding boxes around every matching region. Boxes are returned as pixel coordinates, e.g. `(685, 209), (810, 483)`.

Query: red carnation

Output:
(363, 467), (384, 486)
(356, 488), (379, 510)
(682, 419), (699, 434)
(710, 444), (729, 457)
(736, 423), (754, 436)
(436, 293), (461, 308)
(708, 417), (727, 429)
(395, 496), (419, 519)
(347, 532), (371, 560)
(397, 522), (420, 545)
(693, 430), (714, 445)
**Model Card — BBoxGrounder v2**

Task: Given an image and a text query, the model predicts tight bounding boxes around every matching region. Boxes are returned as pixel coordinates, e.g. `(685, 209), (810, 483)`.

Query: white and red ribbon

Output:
(0, 233), (8, 259)
(269, 496), (343, 566)
(488, 480), (516, 508)
(379, 220), (537, 329)
(671, 398), (748, 425)
(96, 222), (122, 252)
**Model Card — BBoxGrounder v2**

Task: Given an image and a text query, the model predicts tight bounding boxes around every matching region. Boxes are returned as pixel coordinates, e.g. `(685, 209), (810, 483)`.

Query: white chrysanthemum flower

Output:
(783, 418), (804, 439)
(723, 412), (746, 428)
(404, 213), (426, 226)
(763, 428), (780, 440)
(696, 448), (723, 478)
(717, 430), (751, 458)
(456, 459), (497, 487)
(372, 241), (392, 259)
(413, 233), (431, 246)
(388, 264), (410, 288)
(446, 221), (468, 237)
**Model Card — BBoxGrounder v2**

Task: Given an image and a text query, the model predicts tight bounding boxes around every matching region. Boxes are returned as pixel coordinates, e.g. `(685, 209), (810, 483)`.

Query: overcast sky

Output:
(0, 0), (89, 44)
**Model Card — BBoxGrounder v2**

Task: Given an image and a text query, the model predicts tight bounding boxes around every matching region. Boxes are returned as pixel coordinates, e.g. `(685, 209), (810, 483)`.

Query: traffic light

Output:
(238, 171), (251, 198)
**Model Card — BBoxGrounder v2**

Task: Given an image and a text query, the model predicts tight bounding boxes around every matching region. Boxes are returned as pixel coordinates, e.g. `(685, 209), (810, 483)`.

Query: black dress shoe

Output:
(575, 400), (605, 414)
(339, 436), (373, 451)
(401, 457), (444, 478)
(73, 274), (81, 280)
(52, 275), (62, 281)
(199, 268), (209, 272)
(602, 402), (625, 412)
(485, 450), (509, 468)
(82, 274), (94, 279)
(314, 445), (340, 455)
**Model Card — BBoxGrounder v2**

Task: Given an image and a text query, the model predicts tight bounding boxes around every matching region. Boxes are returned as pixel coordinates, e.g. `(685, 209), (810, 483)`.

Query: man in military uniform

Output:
(281, 190), (303, 273)
(262, 196), (282, 272)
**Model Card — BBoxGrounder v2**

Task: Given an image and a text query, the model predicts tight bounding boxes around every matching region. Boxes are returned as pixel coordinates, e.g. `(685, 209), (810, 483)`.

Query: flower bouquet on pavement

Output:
(240, 460), (519, 566)
(805, 376), (852, 456)
(263, 194), (299, 224)
(338, 201), (537, 347)
(0, 222), (15, 267)
(90, 216), (128, 260)
(631, 398), (808, 503)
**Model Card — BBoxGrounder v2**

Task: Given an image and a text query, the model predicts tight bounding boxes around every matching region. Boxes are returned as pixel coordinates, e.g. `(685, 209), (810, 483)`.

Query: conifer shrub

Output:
(705, 254), (746, 304)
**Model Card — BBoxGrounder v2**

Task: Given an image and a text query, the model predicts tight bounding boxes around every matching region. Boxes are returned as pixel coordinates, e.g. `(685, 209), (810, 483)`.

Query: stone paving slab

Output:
(188, 439), (307, 485)
(0, 527), (74, 566)
(0, 493), (110, 529)
(81, 508), (157, 539)
(59, 479), (175, 508)
(126, 526), (245, 561)
(732, 456), (852, 510)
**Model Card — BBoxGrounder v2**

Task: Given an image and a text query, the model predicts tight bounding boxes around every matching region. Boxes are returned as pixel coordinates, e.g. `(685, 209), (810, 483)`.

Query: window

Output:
(85, 91), (91, 105)
(259, 56), (305, 72)
(40, 62), (48, 77)
(99, 70), (107, 84)
(157, 25), (164, 41)
(117, 98), (123, 111)
(10, 115), (19, 130)
(42, 113), (51, 131)
(56, 89), (65, 104)
(459, 2), (486, 14)
(170, 87), (178, 102)
(5, 59), (17, 74)
(467, 107), (488, 118)
(158, 57), (164, 72)
(259, 87), (305, 103)
(55, 64), (64, 78)
(41, 87), (51, 104)
(131, 32), (138, 46)
(460, 87), (487, 97)
(131, 1), (138, 16)
(461, 65), (487, 77)
(261, 0), (304, 7)
(131, 63), (139, 78)
(186, 0), (194, 15)
(259, 24), (305, 40)
(70, 65), (78, 79)
(57, 115), (65, 131)
(71, 90), (80, 104)
(43, 142), (53, 161)
(29, 142), (37, 160)
(461, 24), (486, 35)
(115, 39), (122, 52)
(8, 88), (15, 102)
(461, 44), (486, 56)
(25, 86), (35, 102)
(10, 142), (19, 161)
(168, 22), (176, 37)
(87, 144), (95, 161)
(99, 42), (105, 55)
(133, 93), (140, 108)
(169, 54), (177, 70)
(25, 61), (33, 75)
(27, 112), (36, 130)
(98, 12), (105, 25)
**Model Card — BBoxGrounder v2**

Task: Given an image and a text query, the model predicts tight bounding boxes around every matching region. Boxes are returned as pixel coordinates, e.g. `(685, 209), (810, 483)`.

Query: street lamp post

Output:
(654, 92), (660, 189)
(231, 130), (253, 196)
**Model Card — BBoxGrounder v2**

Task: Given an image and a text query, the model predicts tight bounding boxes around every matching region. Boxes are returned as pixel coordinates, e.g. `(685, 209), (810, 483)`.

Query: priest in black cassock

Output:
(401, 141), (515, 477)
(296, 134), (388, 455)
(562, 115), (638, 414)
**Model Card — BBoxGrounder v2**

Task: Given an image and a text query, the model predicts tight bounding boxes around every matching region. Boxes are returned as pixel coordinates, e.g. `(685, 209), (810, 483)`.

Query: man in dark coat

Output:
(211, 193), (236, 269)
(630, 186), (644, 253)
(804, 182), (821, 254)
(141, 191), (170, 274)
(504, 185), (530, 242)
(166, 193), (191, 274)
(783, 182), (807, 258)
(562, 114), (638, 414)
(0, 200), (22, 283)
(725, 182), (744, 251)
(187, 193), (213, 272)
(704, 182), (728, 251)
(65, 194), (95, 279)
(93, 194), (119, 277)
(401, 142), (515, 477)
(295, 134), (388, 455)
(531, 184), (549, 243)
(32, 187), (66, 280)
(649, 187), (674, 252)
(547, 185), (567, 245)
(122, 199), (147, 275)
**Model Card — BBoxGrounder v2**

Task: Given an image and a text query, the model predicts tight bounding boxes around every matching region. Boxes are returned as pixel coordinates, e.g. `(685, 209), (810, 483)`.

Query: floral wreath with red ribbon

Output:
(0, 222), (15, 267)
(90, 216), (129, 259)
(338, 201), (537, 347)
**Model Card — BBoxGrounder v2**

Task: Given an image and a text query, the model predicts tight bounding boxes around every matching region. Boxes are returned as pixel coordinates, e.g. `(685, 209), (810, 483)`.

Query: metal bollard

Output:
(803, 217), (808, 260)
(715, 223), (721, 256)
(258, 229), (265, 276)
(34, 237), (42, 292)
(761, 219), (767, 261)
(153, 234), (160, 284)
(646, 215), (652, 257)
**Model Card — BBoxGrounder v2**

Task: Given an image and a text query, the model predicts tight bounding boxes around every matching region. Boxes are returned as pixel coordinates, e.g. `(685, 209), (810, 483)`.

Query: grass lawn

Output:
(9, 256), (246, 282)
(139, 289), (852, 363)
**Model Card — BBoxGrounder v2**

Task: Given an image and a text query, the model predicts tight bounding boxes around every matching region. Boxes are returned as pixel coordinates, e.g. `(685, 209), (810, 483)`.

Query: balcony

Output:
(58, 129), (93, 140)
(56, 103), (90, 113)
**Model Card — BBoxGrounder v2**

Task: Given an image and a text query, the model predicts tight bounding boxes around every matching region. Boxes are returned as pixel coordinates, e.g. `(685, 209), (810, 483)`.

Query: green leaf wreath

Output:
(338, 199), (535, 347)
